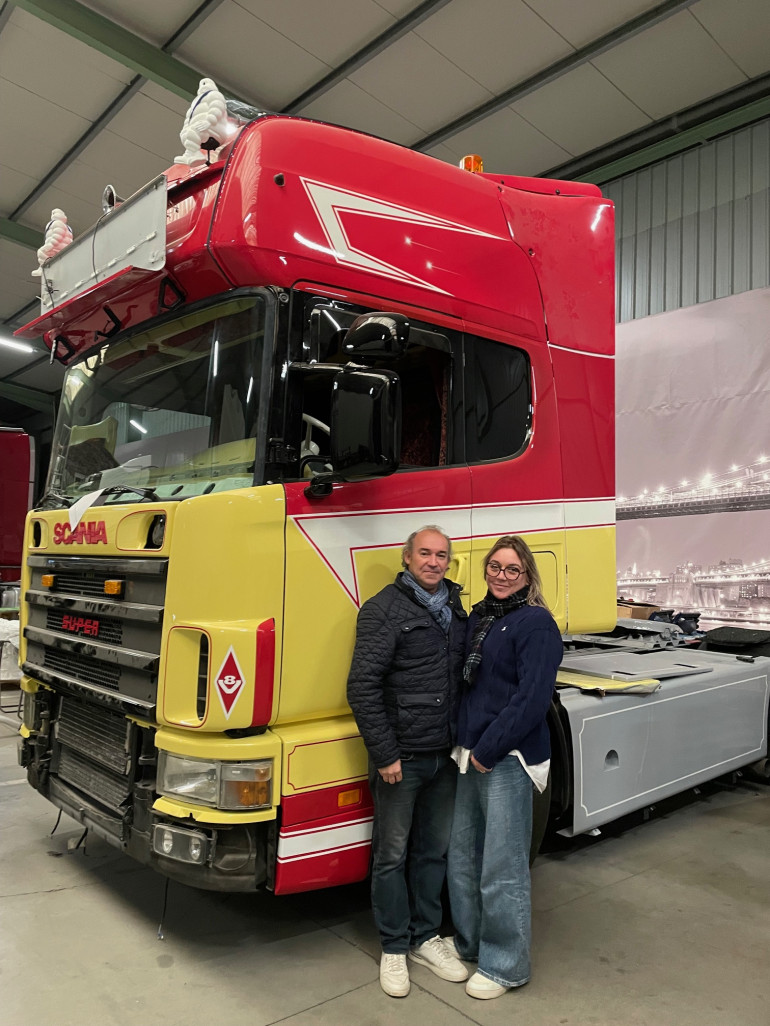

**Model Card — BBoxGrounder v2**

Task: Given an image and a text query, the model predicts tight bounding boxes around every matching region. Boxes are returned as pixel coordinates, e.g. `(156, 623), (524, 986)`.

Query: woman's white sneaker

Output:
(408, 936), (469, 981)
(440, 935), (476, 962)
(465, 971), (510, 1000)
(380, 953), (410, 997)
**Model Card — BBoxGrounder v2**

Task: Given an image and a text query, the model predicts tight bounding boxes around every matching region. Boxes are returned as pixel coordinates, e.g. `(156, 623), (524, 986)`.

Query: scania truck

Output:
(15, 97), (769, 893)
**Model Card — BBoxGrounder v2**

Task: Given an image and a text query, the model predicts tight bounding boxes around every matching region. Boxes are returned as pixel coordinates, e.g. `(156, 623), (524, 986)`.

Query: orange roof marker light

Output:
(459, 154), (484, 174)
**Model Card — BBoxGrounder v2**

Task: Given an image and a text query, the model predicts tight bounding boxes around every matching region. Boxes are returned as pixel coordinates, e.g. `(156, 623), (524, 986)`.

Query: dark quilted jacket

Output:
(347, 574), (467, 769)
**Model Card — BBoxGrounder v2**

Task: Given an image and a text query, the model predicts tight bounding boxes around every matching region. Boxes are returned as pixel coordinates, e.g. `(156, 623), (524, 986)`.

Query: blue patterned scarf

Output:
(401, 570), (452, 634)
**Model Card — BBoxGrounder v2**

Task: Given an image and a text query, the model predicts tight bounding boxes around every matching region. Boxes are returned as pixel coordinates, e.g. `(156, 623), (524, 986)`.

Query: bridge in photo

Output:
(617, 455), (770, 520)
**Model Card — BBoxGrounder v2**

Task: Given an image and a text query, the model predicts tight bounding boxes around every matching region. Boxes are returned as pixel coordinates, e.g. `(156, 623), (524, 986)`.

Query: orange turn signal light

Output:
(459, 153), (483, 174)
(104, 579), (124, 597)
(41, 574), (56, 588)
(337, 787), (362, 808)
(222, 779), (271, 809)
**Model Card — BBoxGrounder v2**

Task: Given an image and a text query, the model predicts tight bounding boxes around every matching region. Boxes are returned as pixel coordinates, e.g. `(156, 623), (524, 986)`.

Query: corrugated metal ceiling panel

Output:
(2, 0), (770, 405)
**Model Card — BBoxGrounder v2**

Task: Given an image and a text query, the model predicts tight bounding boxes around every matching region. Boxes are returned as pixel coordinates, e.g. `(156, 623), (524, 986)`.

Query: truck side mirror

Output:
(305, 366), (401, 497)
(342, 312), (409, 359)
(331, 366), (401, 479)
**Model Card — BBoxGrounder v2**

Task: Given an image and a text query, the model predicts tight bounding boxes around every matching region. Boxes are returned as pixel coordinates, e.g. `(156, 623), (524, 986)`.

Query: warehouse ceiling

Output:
(2, 0), (770, 429)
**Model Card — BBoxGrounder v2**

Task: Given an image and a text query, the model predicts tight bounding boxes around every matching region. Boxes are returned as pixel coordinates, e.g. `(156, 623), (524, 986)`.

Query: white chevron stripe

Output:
(300, 178), (505, 294)
(293, 499), (614, 606)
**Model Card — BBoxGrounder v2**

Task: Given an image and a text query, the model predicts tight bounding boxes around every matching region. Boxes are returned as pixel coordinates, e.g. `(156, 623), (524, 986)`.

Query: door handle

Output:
(450, 554), (468, 593)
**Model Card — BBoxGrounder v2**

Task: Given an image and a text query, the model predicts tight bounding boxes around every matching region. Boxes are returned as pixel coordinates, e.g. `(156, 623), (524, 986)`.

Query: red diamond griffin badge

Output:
(215, 647), (245, 719)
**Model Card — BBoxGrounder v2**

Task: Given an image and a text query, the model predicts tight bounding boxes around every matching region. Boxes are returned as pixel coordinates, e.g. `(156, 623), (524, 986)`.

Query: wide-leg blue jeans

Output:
(369, 752), (456, 953)
(447, 755), (533, 988)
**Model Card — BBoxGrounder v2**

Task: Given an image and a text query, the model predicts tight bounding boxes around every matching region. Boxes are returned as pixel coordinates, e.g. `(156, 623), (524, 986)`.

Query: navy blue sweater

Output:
(457, 604), (563, 770)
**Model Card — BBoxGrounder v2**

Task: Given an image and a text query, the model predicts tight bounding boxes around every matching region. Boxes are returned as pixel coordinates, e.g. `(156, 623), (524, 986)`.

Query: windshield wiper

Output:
(36, 491), (73, 510)
(101, 485), (163, 503)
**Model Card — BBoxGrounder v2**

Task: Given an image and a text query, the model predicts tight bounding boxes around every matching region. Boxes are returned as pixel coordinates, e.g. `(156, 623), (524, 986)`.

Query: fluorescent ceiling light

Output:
(0, 336), (35, 354)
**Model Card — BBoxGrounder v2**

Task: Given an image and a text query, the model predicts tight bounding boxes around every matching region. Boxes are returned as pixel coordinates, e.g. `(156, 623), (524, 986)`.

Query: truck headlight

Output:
(158, 752), (273, 810)
(152, 824), (209, 864)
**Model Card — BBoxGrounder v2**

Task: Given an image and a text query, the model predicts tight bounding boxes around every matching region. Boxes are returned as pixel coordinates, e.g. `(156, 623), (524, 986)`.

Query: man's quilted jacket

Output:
(347, 573), (467, 768)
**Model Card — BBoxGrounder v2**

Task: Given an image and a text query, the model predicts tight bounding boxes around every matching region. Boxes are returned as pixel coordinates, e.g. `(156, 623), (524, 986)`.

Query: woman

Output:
(446, 535), (563, 1000)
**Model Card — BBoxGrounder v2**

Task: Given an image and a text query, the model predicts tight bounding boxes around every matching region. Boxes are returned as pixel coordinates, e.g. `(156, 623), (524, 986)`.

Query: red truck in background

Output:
(0, 427), (34, 584)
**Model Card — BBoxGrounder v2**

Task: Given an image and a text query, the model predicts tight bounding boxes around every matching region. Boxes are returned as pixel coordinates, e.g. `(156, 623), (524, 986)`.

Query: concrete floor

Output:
(2, 691), (769, 1026)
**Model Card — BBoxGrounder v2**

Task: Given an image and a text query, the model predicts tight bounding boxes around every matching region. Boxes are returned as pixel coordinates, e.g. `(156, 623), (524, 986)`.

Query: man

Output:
(347, 526), (469, 997)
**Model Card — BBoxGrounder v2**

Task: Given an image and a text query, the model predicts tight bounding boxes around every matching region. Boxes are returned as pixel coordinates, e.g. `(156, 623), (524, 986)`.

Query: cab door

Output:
(465, 327), (567, 629)
(280, 291), (472, 725)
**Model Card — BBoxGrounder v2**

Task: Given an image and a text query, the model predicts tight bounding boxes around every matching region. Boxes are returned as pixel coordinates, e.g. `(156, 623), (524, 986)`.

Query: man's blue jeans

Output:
(447, 755), (533, 988)
(369, 752), (456, 953)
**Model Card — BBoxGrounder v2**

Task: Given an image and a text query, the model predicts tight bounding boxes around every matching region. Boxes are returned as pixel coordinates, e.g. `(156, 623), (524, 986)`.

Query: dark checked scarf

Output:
(463, 585), (530, 686)
(401, 570), (453, 634)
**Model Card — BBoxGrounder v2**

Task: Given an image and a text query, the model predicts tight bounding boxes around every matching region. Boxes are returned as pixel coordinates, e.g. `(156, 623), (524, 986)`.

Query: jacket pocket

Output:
(395, 691), (449, 749)
(400, 617), (432, 633)
(397, 692), (445, 708)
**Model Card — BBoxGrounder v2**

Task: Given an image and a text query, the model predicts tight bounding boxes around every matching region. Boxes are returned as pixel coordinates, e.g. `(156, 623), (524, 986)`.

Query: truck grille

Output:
(46, 608), (124, 646)
(57, 695), (130, 774)
(57, 747), (132, 810)
(24, 555), (166, 713)
(45, 649), (121, 690)
(55, 572), (114, 597)
(54, 696), (134, 813)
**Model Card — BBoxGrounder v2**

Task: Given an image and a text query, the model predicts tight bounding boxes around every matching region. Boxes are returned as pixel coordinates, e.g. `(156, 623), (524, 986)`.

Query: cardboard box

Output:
(617, 601), (660, 620)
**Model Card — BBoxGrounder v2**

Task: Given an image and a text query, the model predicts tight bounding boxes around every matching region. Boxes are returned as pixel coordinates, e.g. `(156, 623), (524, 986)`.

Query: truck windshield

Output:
(43, 294), (269, 506)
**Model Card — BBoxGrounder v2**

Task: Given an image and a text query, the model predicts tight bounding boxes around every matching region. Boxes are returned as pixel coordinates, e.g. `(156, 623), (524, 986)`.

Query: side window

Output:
(465, 335), (531, 462)
(289, 298), (463, 477)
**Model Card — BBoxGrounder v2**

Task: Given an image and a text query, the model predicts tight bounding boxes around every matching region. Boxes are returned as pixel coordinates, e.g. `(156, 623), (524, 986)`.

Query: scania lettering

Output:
(15, 94), (770, 893)
(52, 521), (108, 545)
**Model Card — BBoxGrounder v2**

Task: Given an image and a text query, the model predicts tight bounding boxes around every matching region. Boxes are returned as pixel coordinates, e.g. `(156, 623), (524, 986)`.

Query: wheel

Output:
(530, 771), (552, 865)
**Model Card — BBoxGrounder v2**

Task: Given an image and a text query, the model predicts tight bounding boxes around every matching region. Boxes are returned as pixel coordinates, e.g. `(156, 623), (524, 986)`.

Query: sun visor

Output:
(15, 175), (167, 340)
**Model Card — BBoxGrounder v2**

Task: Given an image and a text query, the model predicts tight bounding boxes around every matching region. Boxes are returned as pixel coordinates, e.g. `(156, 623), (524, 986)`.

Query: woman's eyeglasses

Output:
(486, 562), (525, 581)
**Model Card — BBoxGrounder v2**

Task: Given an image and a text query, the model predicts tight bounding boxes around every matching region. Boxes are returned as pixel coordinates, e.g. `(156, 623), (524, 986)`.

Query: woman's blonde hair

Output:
(483, 535), (549, 609)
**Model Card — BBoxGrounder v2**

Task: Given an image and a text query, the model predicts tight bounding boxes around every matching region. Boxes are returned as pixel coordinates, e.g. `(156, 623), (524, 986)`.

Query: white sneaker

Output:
(408, 936), (469, 982)
(440, 935), (475, 962)
(380, 952), (410, 997)
(465, 970), (510, 1000)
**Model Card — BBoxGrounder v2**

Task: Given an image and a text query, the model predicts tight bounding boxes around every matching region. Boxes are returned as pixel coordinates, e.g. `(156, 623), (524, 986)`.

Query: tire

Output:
(530, 771), (552, 865)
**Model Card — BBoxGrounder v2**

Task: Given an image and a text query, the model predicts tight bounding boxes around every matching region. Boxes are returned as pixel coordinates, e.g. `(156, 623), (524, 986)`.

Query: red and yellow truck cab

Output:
(15, 109), (615, 892)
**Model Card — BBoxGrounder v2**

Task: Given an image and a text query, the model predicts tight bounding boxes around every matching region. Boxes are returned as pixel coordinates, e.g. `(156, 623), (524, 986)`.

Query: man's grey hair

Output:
(401, 525), (453, 567)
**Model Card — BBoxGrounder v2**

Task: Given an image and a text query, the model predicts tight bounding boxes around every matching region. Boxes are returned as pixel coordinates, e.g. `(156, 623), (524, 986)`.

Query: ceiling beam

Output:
(10, 78), (144, 222)
(0, 216), (39, 249)
(7, 0), (228, 229)
(411, 0), (697, 152)
(2, 299), (38, 329)
(0, 378), (56, 415)
(283, 0), (453, 115)
(164, 0), (226, 50)
(0, 1), (13, 33)
(548, 74), (770, 184)
(11, 0), (202, 98)
(0, 350), (60, 400)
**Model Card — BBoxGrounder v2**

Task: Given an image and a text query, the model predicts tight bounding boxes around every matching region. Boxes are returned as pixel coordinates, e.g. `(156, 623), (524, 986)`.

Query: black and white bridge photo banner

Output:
(616, 285), (770, 630)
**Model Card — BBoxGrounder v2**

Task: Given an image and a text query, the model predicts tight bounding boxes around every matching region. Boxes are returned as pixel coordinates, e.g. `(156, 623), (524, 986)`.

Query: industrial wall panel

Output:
(750, 122), (770, 290)
(604, 117), (770, 321)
